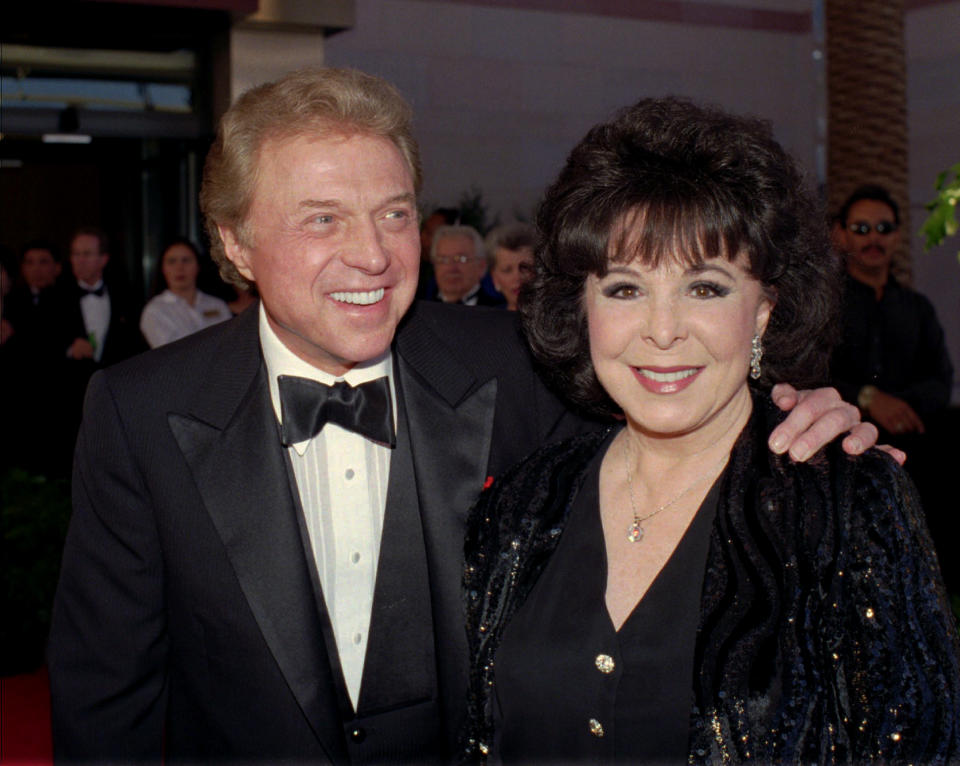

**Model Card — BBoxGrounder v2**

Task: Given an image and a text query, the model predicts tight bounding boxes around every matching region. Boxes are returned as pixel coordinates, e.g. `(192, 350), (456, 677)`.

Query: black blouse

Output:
(462, 397), (960, 763)
(492, 431), (721, 764)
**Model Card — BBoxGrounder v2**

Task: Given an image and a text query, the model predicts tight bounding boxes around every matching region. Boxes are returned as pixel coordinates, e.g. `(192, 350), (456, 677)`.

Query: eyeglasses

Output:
(847, 221), (898, 236)
(433, 254), (479, 265)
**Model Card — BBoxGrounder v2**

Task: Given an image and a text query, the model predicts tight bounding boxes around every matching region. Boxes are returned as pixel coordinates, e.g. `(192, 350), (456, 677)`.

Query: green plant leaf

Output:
(920, 164), (960, 254)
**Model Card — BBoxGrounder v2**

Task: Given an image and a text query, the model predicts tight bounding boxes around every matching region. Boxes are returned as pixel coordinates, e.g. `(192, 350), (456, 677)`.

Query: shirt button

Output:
(350, 727), (366, 743)
(351, 551), (361, 564)
(595, 654), (615, 674)
(353, 632), (362, 645)
(345, 468), (355, 479)
(588, 718), (605, 738)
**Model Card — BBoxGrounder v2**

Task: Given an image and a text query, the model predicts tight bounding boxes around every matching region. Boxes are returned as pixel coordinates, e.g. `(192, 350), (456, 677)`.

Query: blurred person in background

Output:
(485, 222), (536, 311)
(139, 237), (232, 348)
(431, 225), (505, 307)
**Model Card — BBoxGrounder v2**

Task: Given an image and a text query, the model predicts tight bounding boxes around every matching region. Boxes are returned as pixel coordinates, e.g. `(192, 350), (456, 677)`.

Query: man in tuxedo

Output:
(2, 241), (72, 473)
(59, 227), (146, 473)
(48, 68), (876, 764)
(64, 227), (144, 367)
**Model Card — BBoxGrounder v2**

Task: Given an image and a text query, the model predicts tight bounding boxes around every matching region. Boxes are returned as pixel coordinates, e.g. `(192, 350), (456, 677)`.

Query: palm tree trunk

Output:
(826, 0), (910, 281)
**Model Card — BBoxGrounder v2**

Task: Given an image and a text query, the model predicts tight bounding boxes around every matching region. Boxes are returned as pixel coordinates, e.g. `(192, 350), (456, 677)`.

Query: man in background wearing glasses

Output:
(429, 225), (505, 306)
(831, 183), (954, 588)
(832, 184), (953, 437)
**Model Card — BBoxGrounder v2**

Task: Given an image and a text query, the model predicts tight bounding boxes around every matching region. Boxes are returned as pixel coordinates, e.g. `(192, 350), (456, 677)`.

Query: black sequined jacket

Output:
(462, 395), (960, 764)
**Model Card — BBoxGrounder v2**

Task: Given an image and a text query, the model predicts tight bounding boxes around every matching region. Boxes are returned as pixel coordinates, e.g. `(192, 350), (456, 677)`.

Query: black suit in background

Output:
(48, 301), (593, 763)
(59, 278), (147, 471)
(63, 279), (145, 366)
(2, 283), (77, 474)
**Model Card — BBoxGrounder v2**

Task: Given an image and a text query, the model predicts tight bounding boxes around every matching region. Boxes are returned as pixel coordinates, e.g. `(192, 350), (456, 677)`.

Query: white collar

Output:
(258, 304), (394, 453)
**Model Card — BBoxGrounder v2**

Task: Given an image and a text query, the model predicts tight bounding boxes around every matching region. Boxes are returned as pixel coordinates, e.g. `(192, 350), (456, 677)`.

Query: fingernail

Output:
(770, 434), (788, 453)
(848, 438), (862, 453)
(790, 444), (813, 462)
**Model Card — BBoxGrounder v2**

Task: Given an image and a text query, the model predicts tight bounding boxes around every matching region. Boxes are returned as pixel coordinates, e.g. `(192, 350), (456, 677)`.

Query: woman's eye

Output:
(312, 214), (335, 225)
(689, 282), (729, 298)
(603, 283), (639, 299)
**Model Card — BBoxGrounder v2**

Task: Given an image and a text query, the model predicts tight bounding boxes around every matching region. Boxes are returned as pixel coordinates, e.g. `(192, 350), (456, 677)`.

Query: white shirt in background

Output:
(139, 289), (231, 348)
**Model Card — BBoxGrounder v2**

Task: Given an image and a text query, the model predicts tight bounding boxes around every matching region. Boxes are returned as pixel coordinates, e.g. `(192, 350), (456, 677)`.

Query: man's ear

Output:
(218, 225), (254, 281)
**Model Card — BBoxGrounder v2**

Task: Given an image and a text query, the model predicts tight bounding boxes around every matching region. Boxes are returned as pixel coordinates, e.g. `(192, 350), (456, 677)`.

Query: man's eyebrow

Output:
(297, 192), (417, 210)
(382, 192), (417, 207)
(298, 199), (341, 210)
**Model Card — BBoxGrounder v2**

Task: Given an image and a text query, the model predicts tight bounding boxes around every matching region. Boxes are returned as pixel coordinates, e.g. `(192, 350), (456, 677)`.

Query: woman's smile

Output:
(632, 365), (702, 393)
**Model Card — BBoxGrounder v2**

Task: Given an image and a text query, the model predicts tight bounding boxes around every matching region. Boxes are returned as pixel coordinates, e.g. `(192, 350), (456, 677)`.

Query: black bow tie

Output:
(278, 375), (395, 448)
(80, 285), (105, 297)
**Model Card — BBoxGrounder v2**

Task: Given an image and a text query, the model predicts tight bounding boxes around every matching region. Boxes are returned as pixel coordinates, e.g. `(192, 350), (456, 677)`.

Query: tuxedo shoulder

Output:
(97, 312), (255, 399)
(404, 299), (518, 333)
(399, 301), (527, 364)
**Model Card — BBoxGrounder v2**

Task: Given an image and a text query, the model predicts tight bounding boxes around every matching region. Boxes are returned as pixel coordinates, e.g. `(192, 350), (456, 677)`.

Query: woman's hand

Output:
(768, 383), (905, 464)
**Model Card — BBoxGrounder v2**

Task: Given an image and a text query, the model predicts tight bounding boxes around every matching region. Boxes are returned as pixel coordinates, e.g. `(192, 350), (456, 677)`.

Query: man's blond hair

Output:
(200, 67), (422, 288)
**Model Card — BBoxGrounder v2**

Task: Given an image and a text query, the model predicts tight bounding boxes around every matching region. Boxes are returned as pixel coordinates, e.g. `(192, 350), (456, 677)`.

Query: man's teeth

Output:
(638, 368), (699, 383)
(331, 288), (384, 305)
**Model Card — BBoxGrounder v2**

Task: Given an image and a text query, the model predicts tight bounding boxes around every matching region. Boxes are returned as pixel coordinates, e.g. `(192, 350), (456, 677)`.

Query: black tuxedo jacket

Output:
(48, 301), (592, 763)
(2, 283), (81, 474)
(63, 278), (145, 367)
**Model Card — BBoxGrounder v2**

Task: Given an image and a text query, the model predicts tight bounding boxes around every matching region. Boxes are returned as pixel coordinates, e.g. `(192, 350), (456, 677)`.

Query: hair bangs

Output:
(605, 191), (746, 274)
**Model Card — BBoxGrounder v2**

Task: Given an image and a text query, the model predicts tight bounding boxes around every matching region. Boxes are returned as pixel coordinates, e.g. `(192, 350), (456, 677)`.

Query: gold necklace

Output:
(623, 435), (729, 543)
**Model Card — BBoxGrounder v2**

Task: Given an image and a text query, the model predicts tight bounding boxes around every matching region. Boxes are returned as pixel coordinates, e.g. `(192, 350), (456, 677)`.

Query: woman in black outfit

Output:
(462, 97), (960, 764)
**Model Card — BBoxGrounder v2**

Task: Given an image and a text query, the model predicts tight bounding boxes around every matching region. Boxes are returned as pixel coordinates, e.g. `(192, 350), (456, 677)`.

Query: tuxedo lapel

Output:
(357, 378), (436, 715)
(167, 313), (344, 762)
(394, 310), (498, 745)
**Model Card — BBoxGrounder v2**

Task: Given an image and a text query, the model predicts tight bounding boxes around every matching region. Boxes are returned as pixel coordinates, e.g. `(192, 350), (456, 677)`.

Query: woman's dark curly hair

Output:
(521, 97), (841, 418)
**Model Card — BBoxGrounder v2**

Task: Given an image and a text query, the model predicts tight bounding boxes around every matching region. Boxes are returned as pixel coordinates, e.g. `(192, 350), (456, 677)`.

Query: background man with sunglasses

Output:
(831, 184), (955, 589)
(832, 184), (953, 437)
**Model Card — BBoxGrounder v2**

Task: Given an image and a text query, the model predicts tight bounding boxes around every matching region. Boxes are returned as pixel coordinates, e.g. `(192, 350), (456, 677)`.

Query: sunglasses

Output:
(847, 221), (898, 236)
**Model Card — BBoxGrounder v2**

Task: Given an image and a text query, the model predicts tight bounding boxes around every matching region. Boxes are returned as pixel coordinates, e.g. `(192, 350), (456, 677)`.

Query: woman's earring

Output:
(750, 334), (763, 380)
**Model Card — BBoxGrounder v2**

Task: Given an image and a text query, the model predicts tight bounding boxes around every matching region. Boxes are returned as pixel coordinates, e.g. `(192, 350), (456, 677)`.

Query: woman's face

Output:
(162, 244), (199, 293)
(492, 246), (534, 310)
(585, 251), (771, 439)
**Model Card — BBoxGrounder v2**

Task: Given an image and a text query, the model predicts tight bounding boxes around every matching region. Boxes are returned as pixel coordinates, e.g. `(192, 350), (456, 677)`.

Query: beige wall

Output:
(324, 0), (821, 222)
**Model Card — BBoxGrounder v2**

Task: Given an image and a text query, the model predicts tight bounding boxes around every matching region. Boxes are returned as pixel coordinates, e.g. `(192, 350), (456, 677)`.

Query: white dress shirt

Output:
(78, 280), (110, 362)
(259, 305), (395, 710)
(140, 289), (232, 348)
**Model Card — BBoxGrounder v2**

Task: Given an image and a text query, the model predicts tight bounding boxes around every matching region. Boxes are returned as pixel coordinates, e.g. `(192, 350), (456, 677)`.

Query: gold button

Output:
(595, 654), (615, 674)
(588, 718), (605, 737)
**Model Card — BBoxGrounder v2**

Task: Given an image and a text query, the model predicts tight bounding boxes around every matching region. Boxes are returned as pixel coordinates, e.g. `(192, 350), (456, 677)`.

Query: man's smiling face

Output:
(220, 131), (420, 375)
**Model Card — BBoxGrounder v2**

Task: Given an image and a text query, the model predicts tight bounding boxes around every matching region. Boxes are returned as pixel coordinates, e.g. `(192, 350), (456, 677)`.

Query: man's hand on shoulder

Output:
(768, 383), (905, 465)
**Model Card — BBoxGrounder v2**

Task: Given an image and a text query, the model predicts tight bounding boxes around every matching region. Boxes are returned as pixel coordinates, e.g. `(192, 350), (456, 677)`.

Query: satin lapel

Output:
(168, 360), (344, 762)
(394, 333), (497, 745)
(356, 381), (436, 714)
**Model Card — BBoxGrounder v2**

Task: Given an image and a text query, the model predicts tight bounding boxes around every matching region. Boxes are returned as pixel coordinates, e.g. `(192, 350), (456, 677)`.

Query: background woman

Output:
(485, 222), (536, 311)
(140, 237), (231, 348)
(463, 98), (959, 763)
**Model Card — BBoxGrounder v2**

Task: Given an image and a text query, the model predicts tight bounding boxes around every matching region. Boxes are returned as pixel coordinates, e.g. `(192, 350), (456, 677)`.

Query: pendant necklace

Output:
(623, 434), (729, 543)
